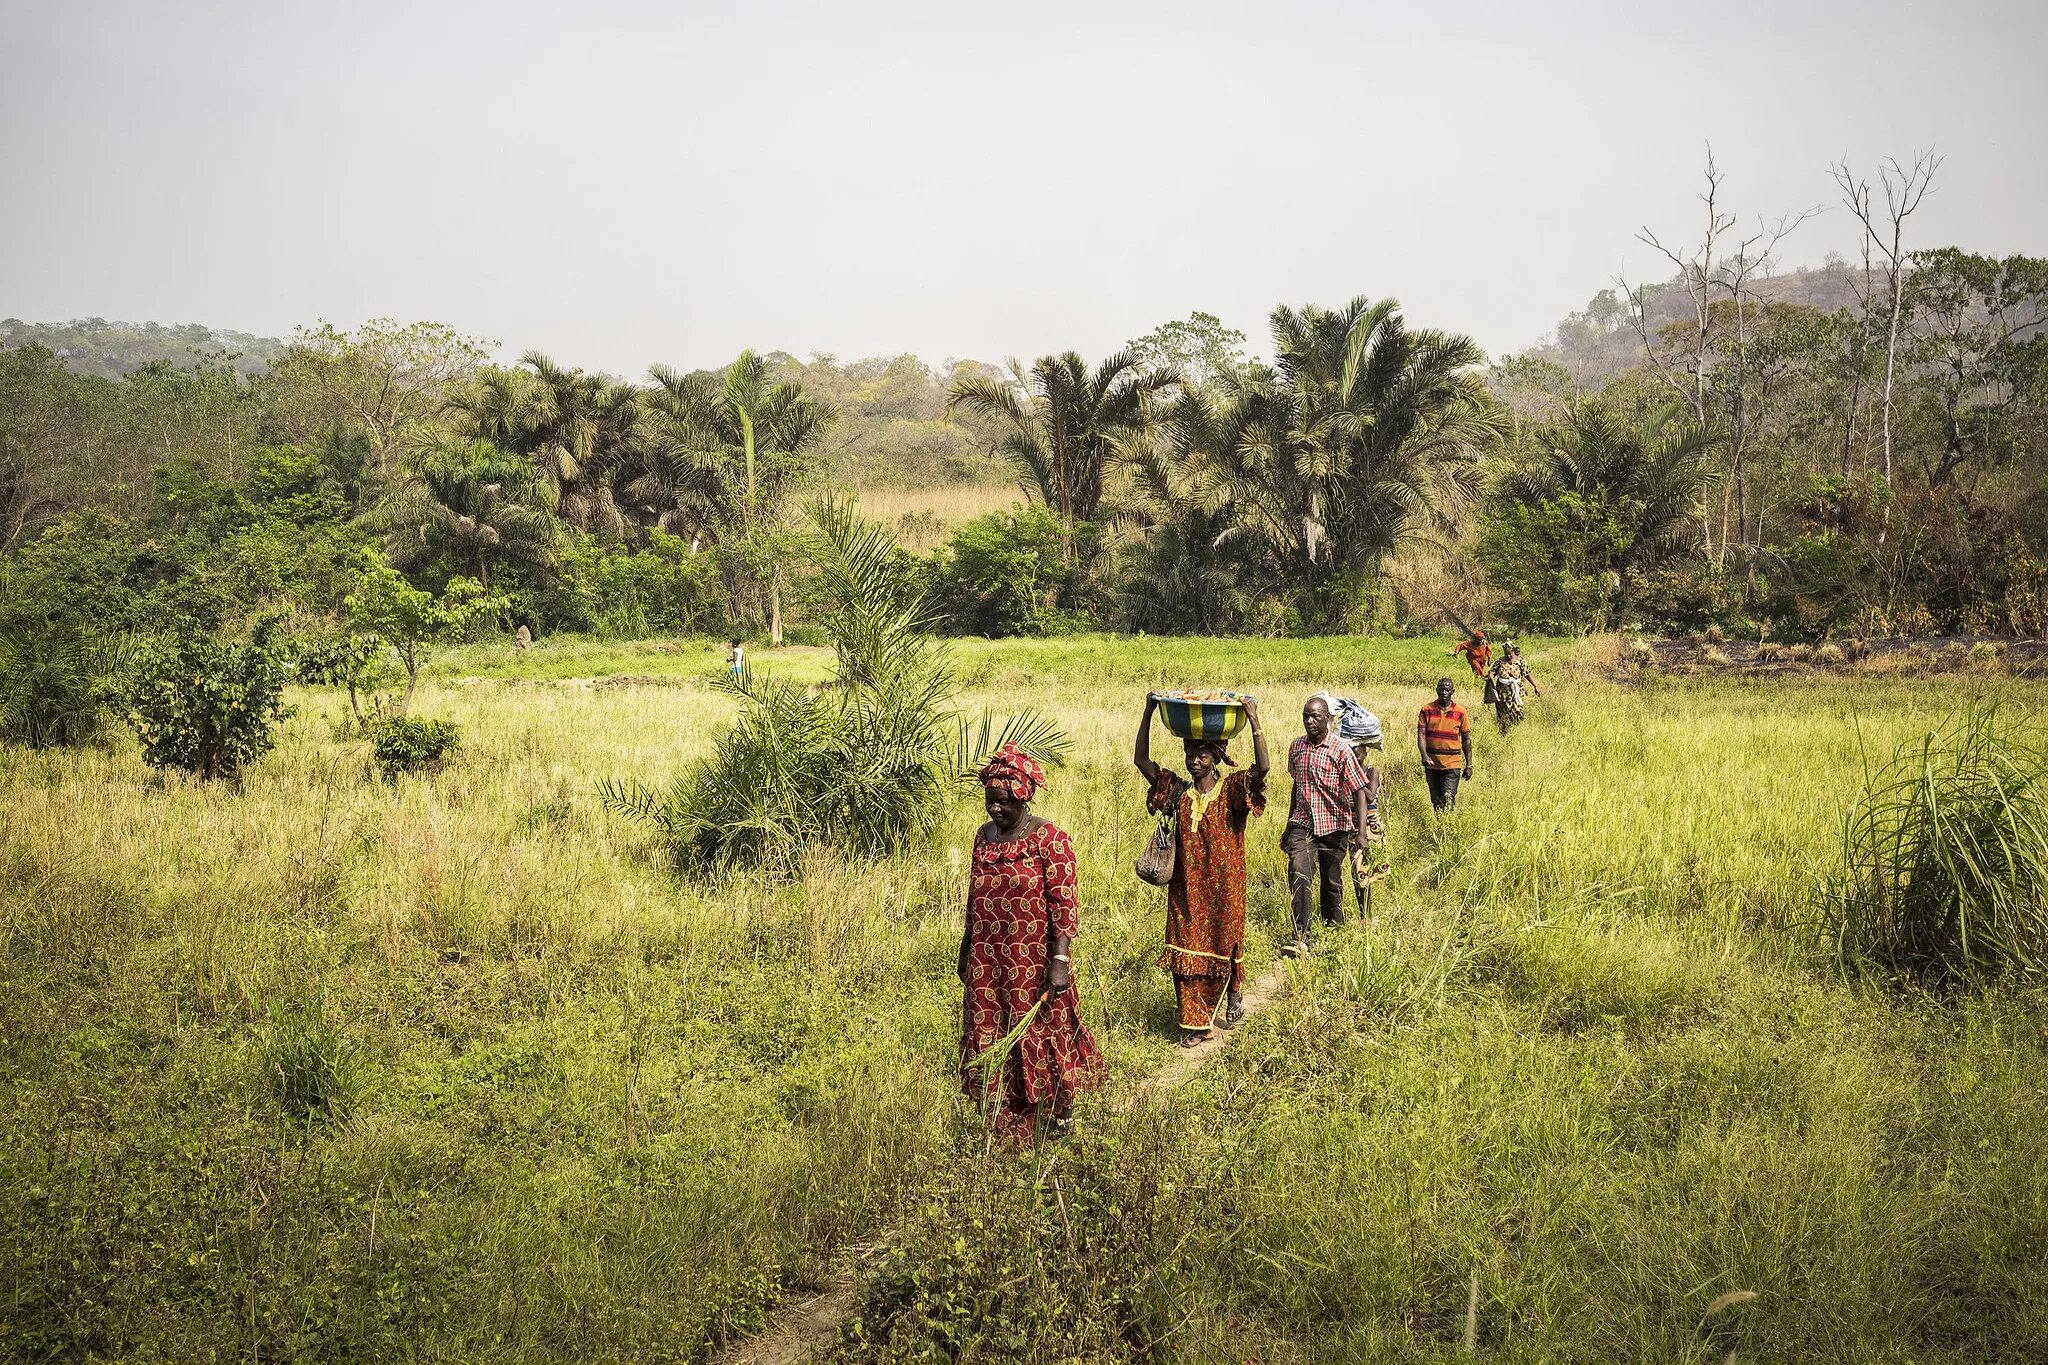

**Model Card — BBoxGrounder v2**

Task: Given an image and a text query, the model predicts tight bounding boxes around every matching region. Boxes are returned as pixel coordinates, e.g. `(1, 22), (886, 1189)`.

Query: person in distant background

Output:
(959, 744), (1104, 1141)
(1453, 629), (1492, 680)
(1134, 693), (1269, 1045)
(1417, 678), (1474, 813)
(725, 638), (745, 674)
(1282, 696), (1370, 955)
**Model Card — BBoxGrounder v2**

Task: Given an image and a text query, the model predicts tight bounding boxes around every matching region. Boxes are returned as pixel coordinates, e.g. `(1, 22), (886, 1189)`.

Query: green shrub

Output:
(369, 714), (460, 778)
(0, 618), (128, 749)
(122, 621), (296, 781)
(1824, 703), (2048, 990)
(930, 505), (1078, 637)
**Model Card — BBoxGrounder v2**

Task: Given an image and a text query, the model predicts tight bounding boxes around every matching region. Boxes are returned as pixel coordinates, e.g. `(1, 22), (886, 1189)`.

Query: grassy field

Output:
(3, 634), (2045, 1362)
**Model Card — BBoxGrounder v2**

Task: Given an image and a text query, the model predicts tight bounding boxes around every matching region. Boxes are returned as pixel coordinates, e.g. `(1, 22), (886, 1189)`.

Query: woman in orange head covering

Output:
(958, 743), (1104, 1141)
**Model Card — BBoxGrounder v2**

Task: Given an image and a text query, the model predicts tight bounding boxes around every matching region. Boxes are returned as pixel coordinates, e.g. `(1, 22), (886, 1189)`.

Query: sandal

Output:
(1178, 1031), (1210, 1048)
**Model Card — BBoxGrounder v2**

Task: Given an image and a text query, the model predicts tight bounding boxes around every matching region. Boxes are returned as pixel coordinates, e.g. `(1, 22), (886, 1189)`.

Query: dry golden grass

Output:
(846, 483), (1023, 551)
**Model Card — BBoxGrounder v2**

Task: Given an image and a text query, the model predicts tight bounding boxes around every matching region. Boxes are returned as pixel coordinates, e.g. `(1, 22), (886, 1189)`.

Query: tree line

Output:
(2, 174), (2044, 657)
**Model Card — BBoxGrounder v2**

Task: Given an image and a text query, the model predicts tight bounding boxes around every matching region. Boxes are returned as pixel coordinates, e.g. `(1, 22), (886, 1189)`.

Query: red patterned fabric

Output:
(959, 821), (1103, 1139)
(1286, 734), (1368, 836)
(978, 742), (1047, 801)
(1148, 768), (1265, 1030)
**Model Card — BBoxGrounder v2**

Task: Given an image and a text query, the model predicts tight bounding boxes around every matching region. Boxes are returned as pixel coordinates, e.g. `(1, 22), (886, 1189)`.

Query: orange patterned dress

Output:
(1147, 768), (1265, 1031)
(959, 821), (1104, 1139)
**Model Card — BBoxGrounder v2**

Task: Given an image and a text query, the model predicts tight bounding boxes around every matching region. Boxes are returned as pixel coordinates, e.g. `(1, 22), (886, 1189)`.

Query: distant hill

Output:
(1520, 260), (1867, 384)
(0, 318), (287, 378)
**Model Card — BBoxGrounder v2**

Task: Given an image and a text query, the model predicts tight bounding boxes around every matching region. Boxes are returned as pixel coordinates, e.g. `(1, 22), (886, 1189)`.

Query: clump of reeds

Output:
(1811, 642), (1845, 667)
(1755, 641), (1786, 663)
(1701, 645), (1732, 668)
(1824, 702), (2048, 990)
(1783, 642), (1814, 664)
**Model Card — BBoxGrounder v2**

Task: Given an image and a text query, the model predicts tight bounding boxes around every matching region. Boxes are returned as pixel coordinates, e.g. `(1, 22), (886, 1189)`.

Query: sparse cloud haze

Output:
(2, 0), (2042, 374)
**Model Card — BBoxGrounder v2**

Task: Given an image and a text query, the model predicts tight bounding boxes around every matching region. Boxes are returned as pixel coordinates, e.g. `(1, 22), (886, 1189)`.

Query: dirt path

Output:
(708, 957), (1298, 1365)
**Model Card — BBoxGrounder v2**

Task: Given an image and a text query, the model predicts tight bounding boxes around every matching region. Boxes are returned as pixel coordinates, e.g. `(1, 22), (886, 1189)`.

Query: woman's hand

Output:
(1045, 956), (1072, 997)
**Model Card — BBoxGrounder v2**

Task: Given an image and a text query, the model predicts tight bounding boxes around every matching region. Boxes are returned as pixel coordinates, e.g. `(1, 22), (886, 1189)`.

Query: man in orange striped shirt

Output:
(1416, 677), (1473, 813)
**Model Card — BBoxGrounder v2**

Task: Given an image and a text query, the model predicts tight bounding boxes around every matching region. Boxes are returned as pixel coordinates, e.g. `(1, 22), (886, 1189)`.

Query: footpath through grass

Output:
(3, 633), (2045, 1361)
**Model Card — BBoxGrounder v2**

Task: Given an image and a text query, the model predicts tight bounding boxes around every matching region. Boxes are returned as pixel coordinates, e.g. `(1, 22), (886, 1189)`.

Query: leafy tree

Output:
(1210, 297), (1506, 630)
(343, 554), (500, 711)
(1485, 399), (1719, 630)
(1902, 249), (2048, 490)
(122, 620), (296, 781)
(638, 350), (835, 643)
(266, 320), (489, 482)
(1128, 311), (1250, 390)
(601, 501), (1065, 876)
(385, 434), (558, 590)
(945, 351), (1178, 562)
(1101, 395), (1256, 633)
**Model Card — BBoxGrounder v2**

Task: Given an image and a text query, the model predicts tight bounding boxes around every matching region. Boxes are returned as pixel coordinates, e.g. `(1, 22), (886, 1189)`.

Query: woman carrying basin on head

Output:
(1135, 692), (1270, 1046)
(958, 743), (1104, 1141)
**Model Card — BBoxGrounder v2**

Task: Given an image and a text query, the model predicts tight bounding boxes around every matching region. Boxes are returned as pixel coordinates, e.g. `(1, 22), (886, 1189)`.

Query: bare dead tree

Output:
(1622, 148), (1816, 566)
(1623, 148), (1732, 558)
(1714, 206), (1820, 566)
(1830, 151), (1941, 489)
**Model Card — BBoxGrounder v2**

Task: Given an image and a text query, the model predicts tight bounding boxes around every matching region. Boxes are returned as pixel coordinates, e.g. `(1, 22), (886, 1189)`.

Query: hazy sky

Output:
(3, 0), (2041, 376)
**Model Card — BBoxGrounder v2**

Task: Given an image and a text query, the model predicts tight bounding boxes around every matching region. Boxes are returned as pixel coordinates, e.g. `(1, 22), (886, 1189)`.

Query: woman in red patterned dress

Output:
(957, 744), (1104, 1141)
(1134, 694), (1270, 1045)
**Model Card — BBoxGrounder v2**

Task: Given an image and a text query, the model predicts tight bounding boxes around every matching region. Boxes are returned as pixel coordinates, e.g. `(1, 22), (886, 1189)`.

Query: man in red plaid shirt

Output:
(1282, 695), (1370, 954)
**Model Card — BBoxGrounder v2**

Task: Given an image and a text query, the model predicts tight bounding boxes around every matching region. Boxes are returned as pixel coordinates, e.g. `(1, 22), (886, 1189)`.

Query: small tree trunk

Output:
(768, 569), (784, 647)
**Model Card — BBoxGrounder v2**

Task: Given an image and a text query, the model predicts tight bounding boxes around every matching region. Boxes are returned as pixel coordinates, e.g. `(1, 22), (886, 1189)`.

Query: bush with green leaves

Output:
(0, 617), (129, 749)
(1824, 702), (2048, 990)
(526, 531), (723, 637)
(122, 621), (297, 781)
(369, 714), (460, 778)
(602, 501), (1066, 876)
(930, 504), (1080, 637)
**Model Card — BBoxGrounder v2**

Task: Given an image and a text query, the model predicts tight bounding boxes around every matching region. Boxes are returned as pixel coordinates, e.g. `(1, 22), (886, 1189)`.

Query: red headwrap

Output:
(978, 742), (1046, 800)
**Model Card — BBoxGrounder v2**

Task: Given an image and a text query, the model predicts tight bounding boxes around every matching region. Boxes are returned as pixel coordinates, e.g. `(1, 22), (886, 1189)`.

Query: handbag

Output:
(1135, 776), (1188, 886)
(1482, 676), (1498, 705)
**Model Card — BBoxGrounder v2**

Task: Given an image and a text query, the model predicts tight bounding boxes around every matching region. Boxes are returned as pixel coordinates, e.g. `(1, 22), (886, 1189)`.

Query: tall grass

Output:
(1825, 700), (2048, 989)
(4, 636), (2047, 1360)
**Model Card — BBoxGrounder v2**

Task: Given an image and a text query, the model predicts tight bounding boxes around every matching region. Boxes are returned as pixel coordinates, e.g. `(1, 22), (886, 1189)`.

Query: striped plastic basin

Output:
(1152, 690), (1253, 742)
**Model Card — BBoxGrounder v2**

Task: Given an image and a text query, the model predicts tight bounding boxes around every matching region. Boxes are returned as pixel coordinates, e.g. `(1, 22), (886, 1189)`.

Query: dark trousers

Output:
(1426, 766), (1462, 812)
(1283, 822), (1352, 939)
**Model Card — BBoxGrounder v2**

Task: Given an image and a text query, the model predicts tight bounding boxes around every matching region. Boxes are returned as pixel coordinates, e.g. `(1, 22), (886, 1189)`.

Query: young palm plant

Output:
(0, 616), (130, 749)
(599, 500), (1066, 877)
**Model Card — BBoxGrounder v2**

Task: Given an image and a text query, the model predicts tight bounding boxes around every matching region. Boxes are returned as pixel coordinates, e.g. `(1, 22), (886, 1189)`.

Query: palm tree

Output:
(1210, 297), (1506, 630)
(386, 435), (558, 591)
(446, 356), (639, 538)
(1100, 393), (1254, 632)
(637, 352), (835, 643)
(945, 351), (1179, 562)
(1494, 399), (1719, 627)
